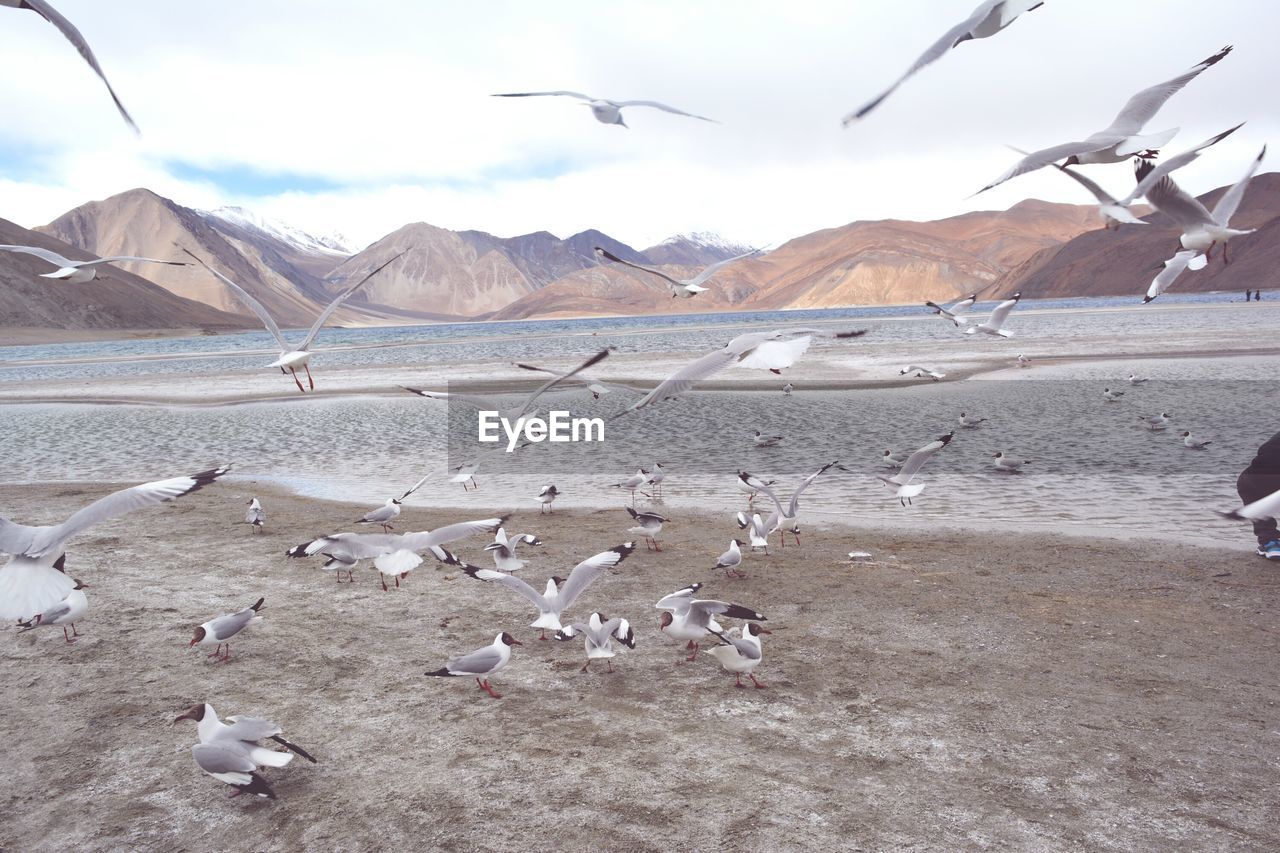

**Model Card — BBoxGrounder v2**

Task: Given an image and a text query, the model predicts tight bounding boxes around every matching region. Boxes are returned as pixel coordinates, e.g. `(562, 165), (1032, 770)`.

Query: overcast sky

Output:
(0, 0), (1274, 251)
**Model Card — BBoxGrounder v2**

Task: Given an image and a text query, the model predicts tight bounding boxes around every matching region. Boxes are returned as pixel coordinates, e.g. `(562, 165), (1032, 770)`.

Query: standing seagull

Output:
(707, 624), (772, 689)
(594, 246), (759, 298)
(491, 91), (717, 127)
(173, 703), (316, 799)
(535, 484), (559, 513)
(0, 467), (228, 621)
(842, 0), (1045, 124)
(782, 382), (794, 395)
(484, 526), (542, 573)
(741, 461), (839, 546)
(0, 246), (187, 282)
(876, 433), (953, 505)
(356, 474), (430, 534)
(978, 46), (1233, 192)
(644, 463), (667, 499)
(556, 612), (637, 673)
(924, 293), (978, 327)
(243, 498), (265, 533)
(656, 583), (766, 662)
(612, 469), (649, 505)
(189, 598), (264, 663)
(1, 0), (139, 131)
(1140, 146), (1266, 264)
(460, 543), (636, 640)
(17, 578), (87, 643)
(966, 292), (1021, 337)
(626, 506), (668, 551)
(623, 329), (867, 414)
(181, 248), (401, 392)
(426, 632), (522, 699)
(736, 511), (771, 555)
(713, 539), (746, 578)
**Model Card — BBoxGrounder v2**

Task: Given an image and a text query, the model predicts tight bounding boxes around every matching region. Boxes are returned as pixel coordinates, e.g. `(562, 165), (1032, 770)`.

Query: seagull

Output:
(511, 363), (632, 400)
(535, 484), (559, 513)
(656, 583), (766, 662)
(626, 506), (668, 551)
(1217, 487), (1280, 523)
(173, 703), (316, 799)
(875, 432), (953, 505)
(782, 382), (794, 395)
(841, 0), (1045, 124)
(991, 451), (1030, 473)
(484, 526), (542, 573)
(958, 412), (987, 428)
(1144, 250), (1208, 303)
(965, 292), (1021, 337)
(491, 91), (717, 127)
(1140, 412), (1171, 431)
(621, 328), (868, 414)
(2, 0), (139, 131)
(243, 498), (265, 533)
(460, 543), (635, 640)
(707, 624), (772, 689)
(1016, 354), (1032, 368)
(286, 518), (504, 590)
(0, 466), (228, 621)
(0, 245), (186, 282)
(593, 246), (759, 298)
(356, 474), (431, 534)
(752, 430), (784, 447)
(1102, 387), (1125, 402)
(181, 248), (401, 392)
(189, 597), (264, 663)
(924, 293), (977, 327)
(644, 463), (667, 499)
(737, 473), (775, 507)
(1181, 431), (1212, 449)
(17, 578), (87, 643)
(713, 539), (746, 579)
(612, 469), (649, 505)
(555, 612), (636, 673)
(1141, 146), (1266, 264)
(402, 349), (611, 422)
(736, 511), (770, 554)
(447, 461), (480, 492)
(881, 449), (907, 468)
(426, 632), (522, 699)
(741, 461), (839, 546)
(1128, 374), (1149, 385)
(900, 365), (946, 381)
(1049, 123), (1245, 228)
(978, 46), (1233, 193)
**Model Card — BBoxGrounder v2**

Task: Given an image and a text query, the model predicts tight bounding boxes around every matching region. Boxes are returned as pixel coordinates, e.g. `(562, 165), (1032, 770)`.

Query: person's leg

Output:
(1239, 431), (1280, 557)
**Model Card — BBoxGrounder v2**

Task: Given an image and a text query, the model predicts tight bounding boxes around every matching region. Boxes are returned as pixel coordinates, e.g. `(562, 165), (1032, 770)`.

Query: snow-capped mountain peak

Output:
(204, 206), (354, 256)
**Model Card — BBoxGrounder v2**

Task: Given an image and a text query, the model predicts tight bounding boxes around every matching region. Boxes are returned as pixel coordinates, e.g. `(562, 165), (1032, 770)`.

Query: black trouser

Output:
(1237, 431), (1280, 546)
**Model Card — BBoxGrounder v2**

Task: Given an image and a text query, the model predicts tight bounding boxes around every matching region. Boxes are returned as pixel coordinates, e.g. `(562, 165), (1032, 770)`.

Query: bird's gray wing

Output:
(491, 90), (592, 100)
(191, 742), (255, 780)
(461, 566), (546, 608)
(557, 543), (636, 609)
(788, 461), (839, 516)
(19, 0), (138, 131)
(614, 100), (717, 122)
(22, 598), (72, 628)
(1100, 46), (1232, 138)
(359, 505), (396, 524)
(0, 244), (76, 267)
(180, 249), (289, 350)
(686, 248), (761, 287)
(1142, 171), (1214, 229)
(897, 437), (949, 483)
(1144, 251), (1203, 302)
(691, 600), (767, 622)
(208, 607), (256, 641)
(222, 715), (283, 741)
(401, 518), (504, 551)
(1210, 146), (1266, 226)
(655, 587), (697, 614)
(9, 467), (227, 558)
(445, 644), (503, 675)
(299, 253), (403, 351)
(1120, 122), (1245, 205)
(626, 346), (742, 411)
(397, 471), (437, 501)
(77, 256), (188, 269)
(842, 0), (1002, 124)
(511, 349), (611, 417)
(986, 294), (1021, 327)
(709, 629), (761, 660)
(594, 247), (683, 287)
(399, 387), (497, 411)
(740, 473), (786, 518)
(1053, 164), (1121, 206)
(978, 139), (1105, 193)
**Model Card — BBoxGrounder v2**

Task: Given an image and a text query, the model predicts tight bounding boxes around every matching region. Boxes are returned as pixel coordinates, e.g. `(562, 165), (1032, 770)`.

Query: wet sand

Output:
(3, 480), (1278, 851)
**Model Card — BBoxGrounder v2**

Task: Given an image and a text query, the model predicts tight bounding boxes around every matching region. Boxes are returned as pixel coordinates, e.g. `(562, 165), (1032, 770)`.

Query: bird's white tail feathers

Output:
(249, 747), (294, 768)
(1117, 127), (1178, 157)
(374, 550), (422, 575)
(0, 562), (75, 621)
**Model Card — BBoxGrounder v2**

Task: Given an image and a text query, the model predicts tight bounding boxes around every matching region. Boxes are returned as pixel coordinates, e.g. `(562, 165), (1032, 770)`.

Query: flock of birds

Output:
(3, 0), (1277, 802)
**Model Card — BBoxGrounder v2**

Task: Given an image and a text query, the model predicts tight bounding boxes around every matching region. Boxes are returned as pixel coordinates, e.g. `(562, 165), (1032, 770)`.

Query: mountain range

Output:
(3, 172), (1277, 335)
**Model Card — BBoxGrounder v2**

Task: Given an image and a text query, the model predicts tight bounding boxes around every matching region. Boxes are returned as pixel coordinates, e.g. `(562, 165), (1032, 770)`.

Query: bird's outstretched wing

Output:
(300, 252), (404, 351)
(180, 248), (289, 351)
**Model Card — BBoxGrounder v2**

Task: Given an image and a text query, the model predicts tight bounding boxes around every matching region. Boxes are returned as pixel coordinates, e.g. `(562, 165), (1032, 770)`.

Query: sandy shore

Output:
(3, 480), (1278, 851)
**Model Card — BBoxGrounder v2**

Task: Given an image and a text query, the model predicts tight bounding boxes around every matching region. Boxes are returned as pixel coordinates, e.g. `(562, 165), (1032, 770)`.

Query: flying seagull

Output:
(1144, 250), (1207, 303)
(593, 246), (759, 298)
(1140, 145), (1266, 264)
(842, 0), (1045, 125)
(924, 293), (977, 327)
(2, 0), (139, 131)
(0, 467), (228, 621)
(965, 292), (1022, 337)
(875, 432), (953, 505)
(0, 245), (187, 283)
(977, 45), (1233, 193)
(491, 91), (717, 127)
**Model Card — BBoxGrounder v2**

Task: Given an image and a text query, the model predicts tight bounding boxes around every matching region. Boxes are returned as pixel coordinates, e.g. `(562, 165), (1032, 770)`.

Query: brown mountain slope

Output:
(995, 172), (1280, 299)
(494, 200), (1097, 319)
(0, 217), (249, 332)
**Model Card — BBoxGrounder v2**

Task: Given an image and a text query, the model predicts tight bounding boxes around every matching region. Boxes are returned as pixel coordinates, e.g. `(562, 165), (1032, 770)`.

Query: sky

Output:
(0, 0), (1275, 252)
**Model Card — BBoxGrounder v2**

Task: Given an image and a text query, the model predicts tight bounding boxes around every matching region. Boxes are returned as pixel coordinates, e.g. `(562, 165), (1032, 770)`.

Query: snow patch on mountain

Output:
(205, 206), (353, 256)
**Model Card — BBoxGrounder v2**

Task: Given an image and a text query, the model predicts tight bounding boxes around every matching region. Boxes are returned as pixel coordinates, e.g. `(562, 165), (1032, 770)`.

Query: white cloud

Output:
(0, 0), (1274, 248)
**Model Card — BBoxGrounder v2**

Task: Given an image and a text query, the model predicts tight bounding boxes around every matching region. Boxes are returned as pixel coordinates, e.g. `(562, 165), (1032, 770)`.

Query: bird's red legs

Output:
(380, 576), (388, 592)
(538, 629), (548, 641)
(1223, 242), (1231, 265)
(685, 640), (699, 662)
(207, 643), (224, 659)
(1205, 241), (1216, 260)
(749, 674), (767, 689)
(304, 363), (315, 390)
(735, 674), (746, 688)
(62, 625), (76, 644)
(476, 678), (502, 699)
(580, 660), (591, 673)
(289, 368), (305, 392)
(607, 660), (614, 673)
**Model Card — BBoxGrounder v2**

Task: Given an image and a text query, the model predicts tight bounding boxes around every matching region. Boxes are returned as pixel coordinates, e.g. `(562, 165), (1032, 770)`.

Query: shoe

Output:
(1257, 540), (1280, 560)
